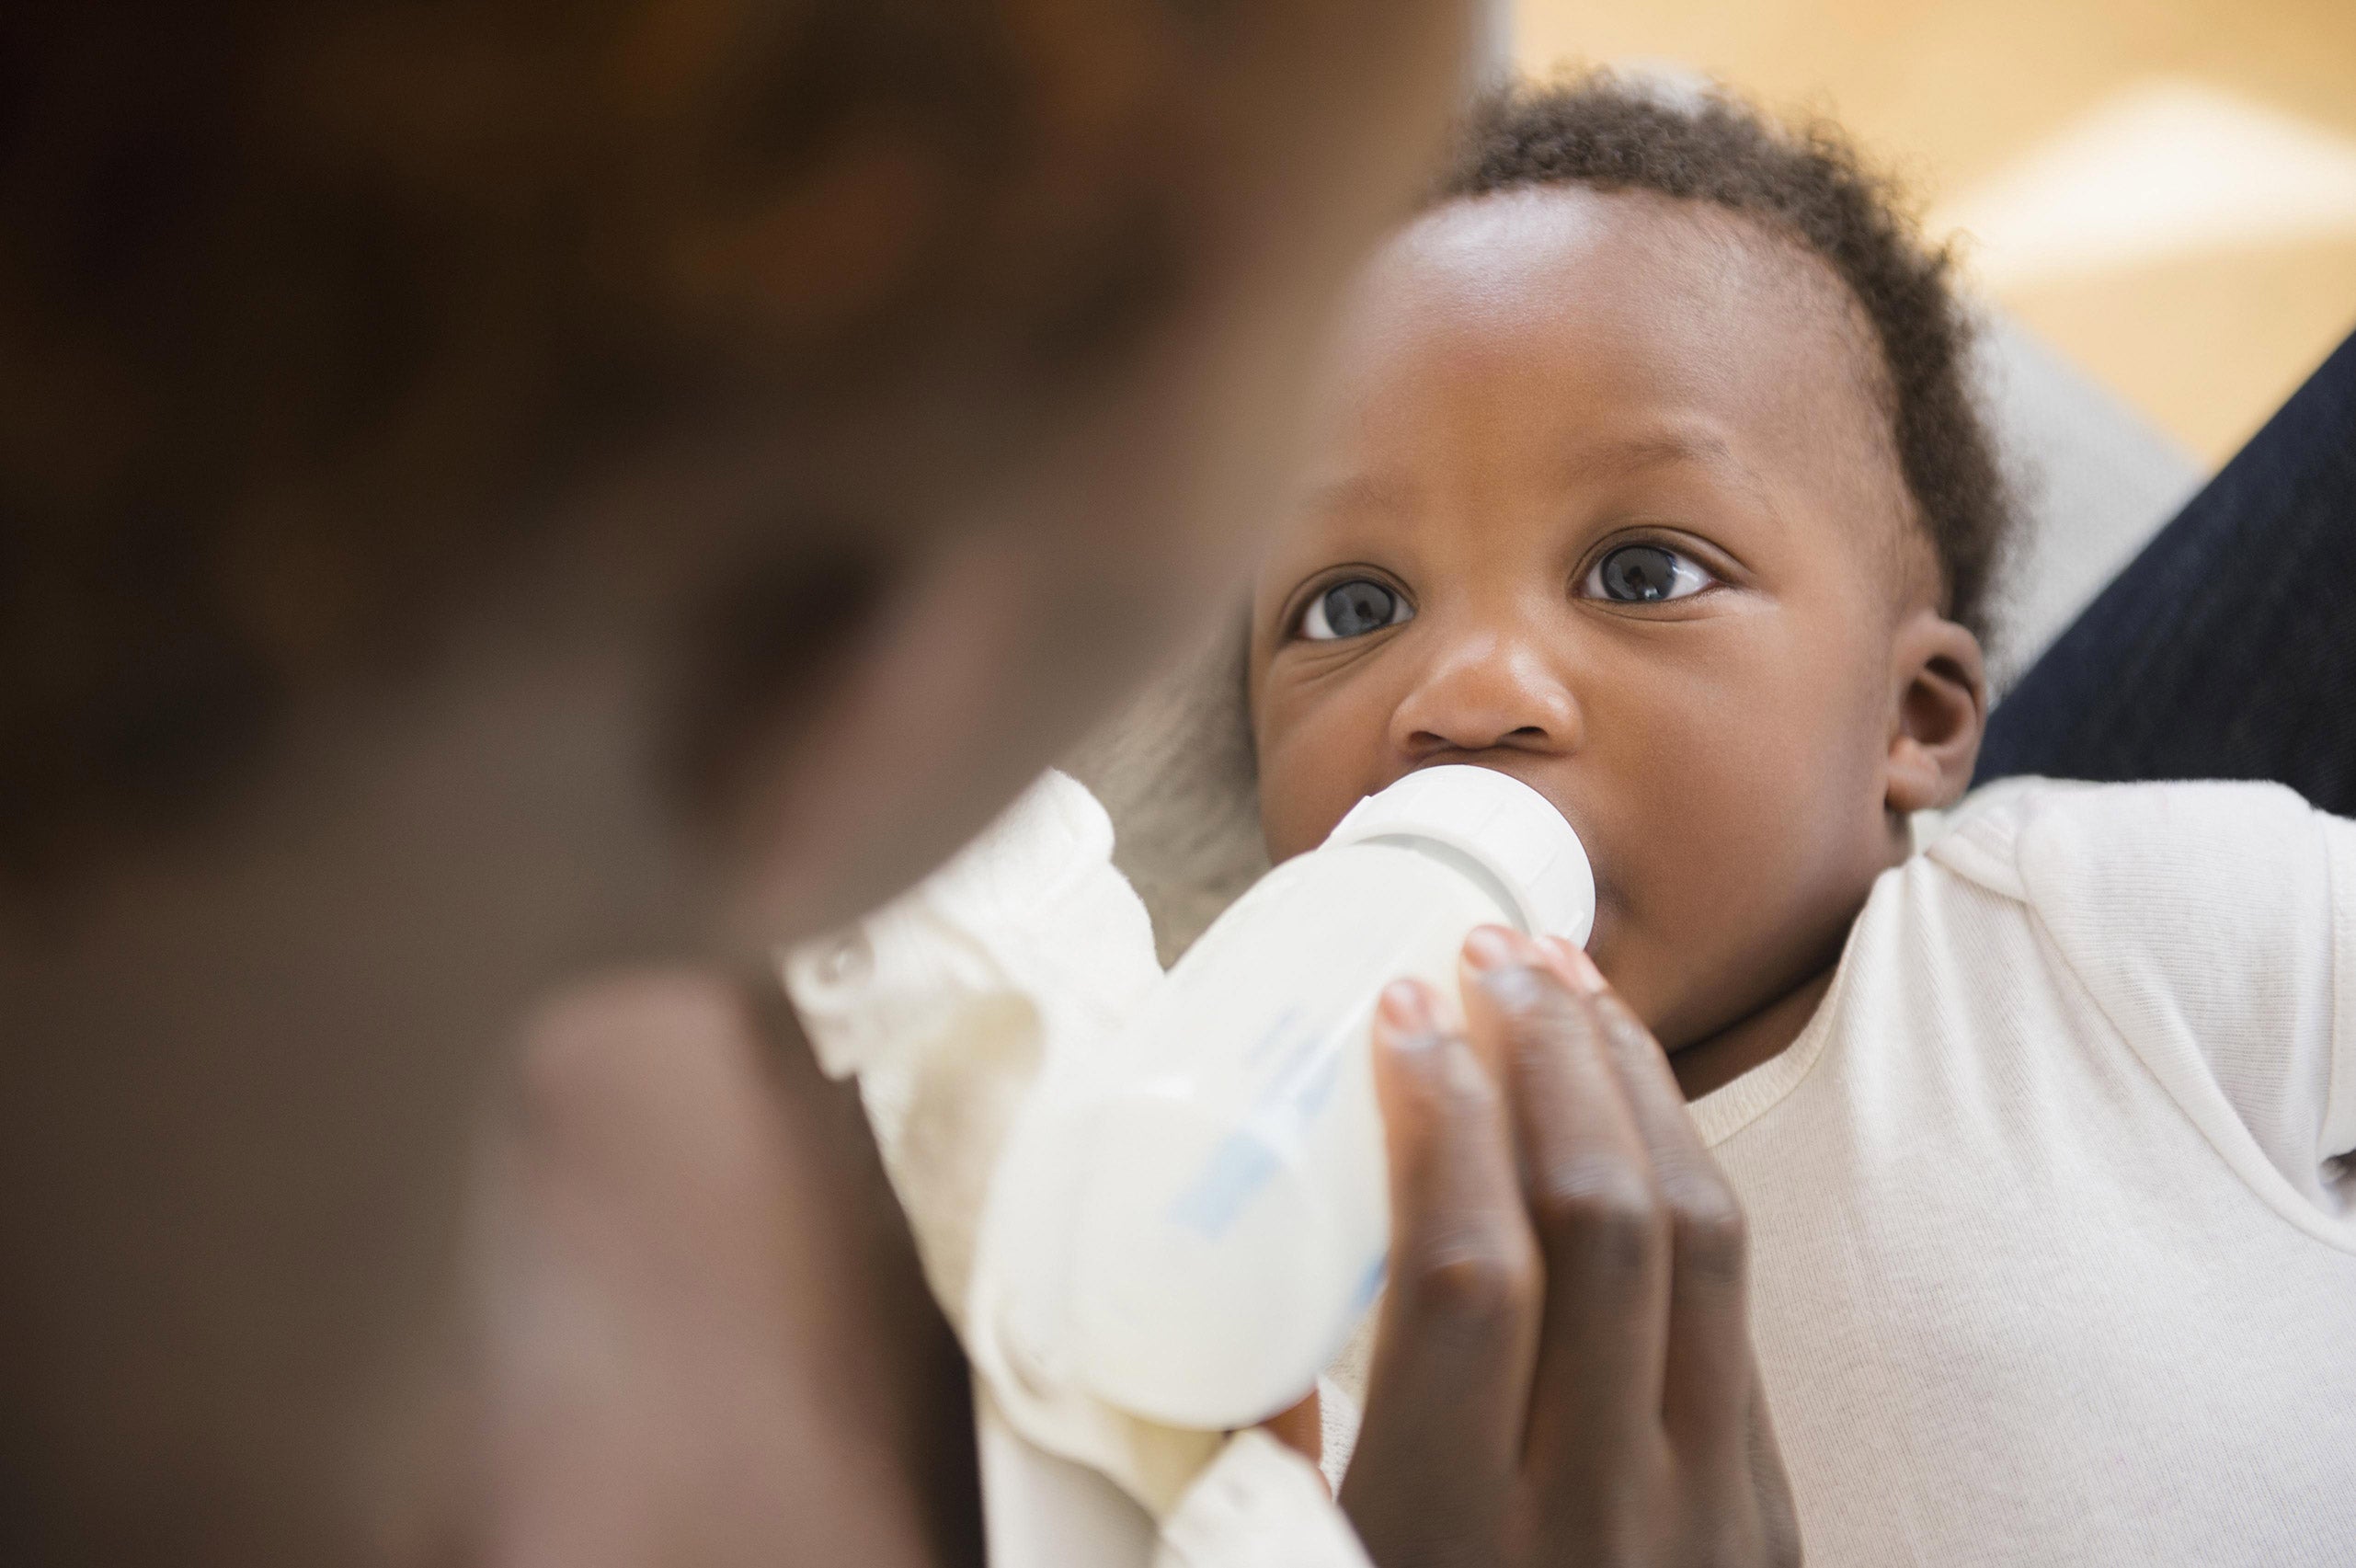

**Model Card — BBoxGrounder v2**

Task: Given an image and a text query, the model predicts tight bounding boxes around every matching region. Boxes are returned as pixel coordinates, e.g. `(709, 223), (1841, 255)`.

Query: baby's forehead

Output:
(1317, 186), (1903, 507)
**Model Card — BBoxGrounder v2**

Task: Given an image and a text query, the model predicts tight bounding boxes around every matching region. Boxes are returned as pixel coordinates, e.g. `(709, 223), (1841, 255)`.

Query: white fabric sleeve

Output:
(2003, 780), (2356, 1220)
(790, 771), (1375, 1562)
(1152, 1430), (1372, 1568)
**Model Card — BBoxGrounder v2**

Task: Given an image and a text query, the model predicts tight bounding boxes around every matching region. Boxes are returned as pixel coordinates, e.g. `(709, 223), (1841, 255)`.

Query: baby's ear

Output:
(1885, 611), (1986, 814)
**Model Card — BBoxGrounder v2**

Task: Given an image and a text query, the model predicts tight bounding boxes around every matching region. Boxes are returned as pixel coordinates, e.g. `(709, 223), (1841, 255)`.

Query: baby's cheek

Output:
(1600, 737), (1820, 1030)
(1252, 720), (1372, 863)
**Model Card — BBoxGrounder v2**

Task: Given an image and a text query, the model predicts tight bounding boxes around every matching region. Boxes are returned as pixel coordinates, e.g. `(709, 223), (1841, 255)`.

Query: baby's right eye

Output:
(1300, 578), (1412, 641)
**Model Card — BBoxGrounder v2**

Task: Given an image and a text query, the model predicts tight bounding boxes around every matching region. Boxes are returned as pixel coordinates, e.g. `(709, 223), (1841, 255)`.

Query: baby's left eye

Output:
(1583, 544), (1714, 603)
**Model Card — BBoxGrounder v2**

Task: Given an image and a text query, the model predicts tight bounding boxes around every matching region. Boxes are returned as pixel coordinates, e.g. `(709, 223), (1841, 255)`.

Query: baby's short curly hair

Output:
(1435, 74), (2014, 640)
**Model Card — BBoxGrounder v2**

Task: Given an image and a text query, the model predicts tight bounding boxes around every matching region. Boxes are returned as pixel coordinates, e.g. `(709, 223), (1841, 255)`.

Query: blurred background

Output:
(1512, 0), (2356, 468)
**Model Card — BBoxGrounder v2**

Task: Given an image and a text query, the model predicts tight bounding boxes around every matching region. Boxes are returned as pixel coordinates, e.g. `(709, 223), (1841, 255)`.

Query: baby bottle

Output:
(989, 764), (1594, 1432)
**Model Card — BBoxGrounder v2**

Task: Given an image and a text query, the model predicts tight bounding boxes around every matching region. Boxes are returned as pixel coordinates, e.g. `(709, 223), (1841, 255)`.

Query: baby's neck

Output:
(1668, 962), (1839, 1101)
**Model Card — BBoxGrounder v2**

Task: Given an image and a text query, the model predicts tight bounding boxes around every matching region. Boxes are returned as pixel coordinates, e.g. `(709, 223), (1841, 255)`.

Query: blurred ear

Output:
(1885, 611), (1986, 815)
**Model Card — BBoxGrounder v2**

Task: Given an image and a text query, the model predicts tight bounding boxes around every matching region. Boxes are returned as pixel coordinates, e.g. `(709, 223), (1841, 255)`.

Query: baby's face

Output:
(1251, 187), (1982, 1051)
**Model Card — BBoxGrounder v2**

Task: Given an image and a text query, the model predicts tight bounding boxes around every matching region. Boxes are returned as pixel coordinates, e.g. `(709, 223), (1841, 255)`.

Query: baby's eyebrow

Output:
(1298, 471), (1419, 521)
(1571, 431), (1777, 509)
(1294, 430), (1778, 526)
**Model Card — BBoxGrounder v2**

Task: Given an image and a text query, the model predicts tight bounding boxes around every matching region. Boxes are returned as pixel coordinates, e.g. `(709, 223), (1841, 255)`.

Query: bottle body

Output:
(1005, 765), (1595, 1430)
(1062, 839), (1517, 1427)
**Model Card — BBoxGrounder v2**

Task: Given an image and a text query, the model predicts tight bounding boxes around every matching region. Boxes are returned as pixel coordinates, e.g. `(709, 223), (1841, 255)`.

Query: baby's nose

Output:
(1390, 632), (1581, 760)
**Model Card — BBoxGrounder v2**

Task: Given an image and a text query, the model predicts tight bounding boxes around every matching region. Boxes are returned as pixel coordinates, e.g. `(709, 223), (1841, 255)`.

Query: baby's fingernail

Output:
(1462, 925), (1521, 971)
(1376, 979), (1437, 1043)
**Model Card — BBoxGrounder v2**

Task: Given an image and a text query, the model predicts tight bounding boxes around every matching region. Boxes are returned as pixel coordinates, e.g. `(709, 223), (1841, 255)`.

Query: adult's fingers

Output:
(1535, 936), (1757, 1472)
(1459, 929), (1671, 1487)
(1340, 978), (1539, 1562)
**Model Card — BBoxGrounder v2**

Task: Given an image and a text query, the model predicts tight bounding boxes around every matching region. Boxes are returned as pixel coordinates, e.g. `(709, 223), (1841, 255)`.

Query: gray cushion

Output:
(1975, 314), (2203, 691)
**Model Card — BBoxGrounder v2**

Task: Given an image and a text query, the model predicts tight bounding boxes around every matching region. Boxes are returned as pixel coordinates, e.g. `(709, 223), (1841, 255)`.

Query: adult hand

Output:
(1339, 928), (1801, 1568)
(467, 968), (981, 1568)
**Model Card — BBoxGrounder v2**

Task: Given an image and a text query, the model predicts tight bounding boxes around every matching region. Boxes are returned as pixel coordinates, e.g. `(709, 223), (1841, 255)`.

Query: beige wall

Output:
(1514, 0), (2356, 464)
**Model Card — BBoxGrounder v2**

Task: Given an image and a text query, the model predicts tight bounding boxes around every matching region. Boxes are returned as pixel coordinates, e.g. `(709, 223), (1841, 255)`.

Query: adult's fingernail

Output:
(1374, 979), (1440, 1051)
(1462, 925), (1520, 971)
(1541, 935), (1607, 994)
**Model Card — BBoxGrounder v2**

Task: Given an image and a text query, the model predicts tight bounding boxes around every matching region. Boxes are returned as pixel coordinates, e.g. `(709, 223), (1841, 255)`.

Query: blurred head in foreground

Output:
(0, 1), (1469, 1559)
(3, 0), (1465, 931)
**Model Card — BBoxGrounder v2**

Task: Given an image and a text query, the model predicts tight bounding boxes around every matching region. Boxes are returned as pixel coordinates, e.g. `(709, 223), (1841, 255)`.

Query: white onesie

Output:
(795, 772), (2356, 1566)
(1698, 779), (2356, 1565)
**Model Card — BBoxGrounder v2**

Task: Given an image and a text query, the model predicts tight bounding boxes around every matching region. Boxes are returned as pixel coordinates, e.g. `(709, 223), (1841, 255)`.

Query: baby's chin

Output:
(1639, 919), (1861, 1077)
(1573, 909), (1700, 1031)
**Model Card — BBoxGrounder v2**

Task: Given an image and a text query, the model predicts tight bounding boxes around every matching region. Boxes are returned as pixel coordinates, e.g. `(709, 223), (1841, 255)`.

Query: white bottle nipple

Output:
(1326, 764), (1596, 944)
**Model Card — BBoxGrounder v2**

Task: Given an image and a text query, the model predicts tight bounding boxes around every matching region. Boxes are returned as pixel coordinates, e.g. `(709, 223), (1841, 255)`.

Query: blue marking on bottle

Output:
(1166, 1133), (1284, 1239)
(1349, 1253), (1388, 1314)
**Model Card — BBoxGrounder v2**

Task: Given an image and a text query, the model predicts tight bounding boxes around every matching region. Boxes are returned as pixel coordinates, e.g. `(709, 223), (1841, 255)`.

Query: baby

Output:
(1249, 77), (2356, 1563)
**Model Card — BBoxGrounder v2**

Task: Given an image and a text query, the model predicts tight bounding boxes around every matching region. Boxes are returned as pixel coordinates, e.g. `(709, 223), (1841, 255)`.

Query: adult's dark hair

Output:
(1435, 73), (2014, 641)
(0, 0), (1252, 887)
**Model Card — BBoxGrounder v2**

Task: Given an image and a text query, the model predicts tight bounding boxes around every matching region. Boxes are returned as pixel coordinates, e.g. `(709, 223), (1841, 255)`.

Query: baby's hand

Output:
(1341, 928), (1801, 1568)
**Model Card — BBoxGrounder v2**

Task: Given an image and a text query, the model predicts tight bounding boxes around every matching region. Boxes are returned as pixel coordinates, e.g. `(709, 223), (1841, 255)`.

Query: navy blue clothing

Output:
(1980, 329), (2356, 814)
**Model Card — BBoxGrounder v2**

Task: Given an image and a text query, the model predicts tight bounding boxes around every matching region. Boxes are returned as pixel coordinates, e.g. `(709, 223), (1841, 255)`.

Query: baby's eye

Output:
(1584, 543), (1714, 603)
(1300, 578), (1413, 640)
